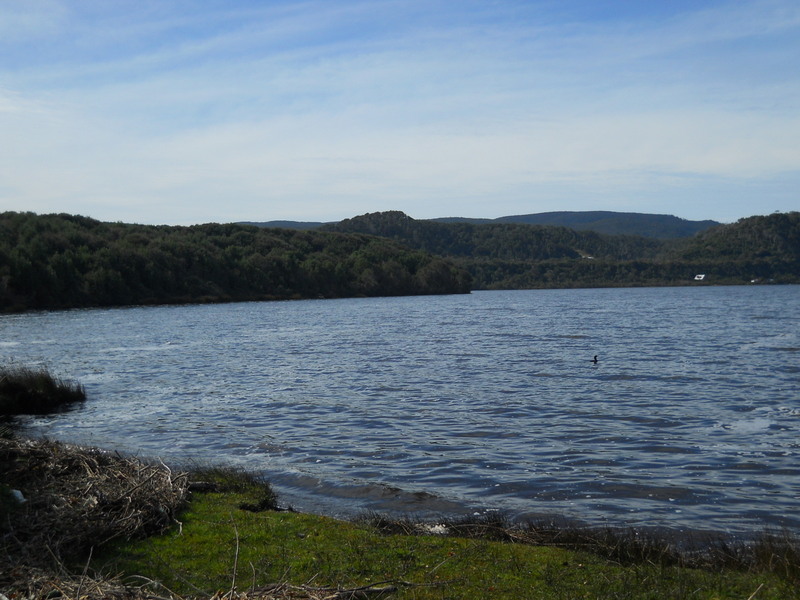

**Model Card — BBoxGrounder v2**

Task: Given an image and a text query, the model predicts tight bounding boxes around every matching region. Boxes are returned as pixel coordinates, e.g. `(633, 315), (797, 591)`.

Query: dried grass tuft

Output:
(0, 365), (86, 415)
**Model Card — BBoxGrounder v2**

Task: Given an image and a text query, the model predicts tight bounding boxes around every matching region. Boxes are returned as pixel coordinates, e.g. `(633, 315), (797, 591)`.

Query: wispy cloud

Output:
(1, 0), (798, 224)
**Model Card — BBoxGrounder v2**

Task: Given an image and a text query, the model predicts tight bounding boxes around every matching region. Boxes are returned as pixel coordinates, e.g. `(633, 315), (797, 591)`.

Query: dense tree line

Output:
(325, 211), (665, 261)
(488, 211), (719, 238)
(326, 211), (800, 289)
(667, 212), (800, 263)
(459, 256), (796, 290)
(2, 211), (796, 312)
(250, 210), (720, 238)
(0, 212), (471, 312)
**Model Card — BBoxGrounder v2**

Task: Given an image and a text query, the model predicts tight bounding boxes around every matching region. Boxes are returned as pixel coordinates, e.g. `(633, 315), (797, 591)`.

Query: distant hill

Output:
(239, 220), (328, 230)
(246, 211), (719, 239)
(323, 211), (664, 261)
(433, 211), (720, 239)
(669, 212), (800, 263)
(499, 211), (719, 238)
(2, 211), (795, 313)
(324, 210), (799, 289)
(430, 216), (493, 225)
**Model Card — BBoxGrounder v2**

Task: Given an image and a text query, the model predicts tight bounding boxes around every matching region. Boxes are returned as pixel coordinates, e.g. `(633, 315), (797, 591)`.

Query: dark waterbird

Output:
(591, 355), (598, 364)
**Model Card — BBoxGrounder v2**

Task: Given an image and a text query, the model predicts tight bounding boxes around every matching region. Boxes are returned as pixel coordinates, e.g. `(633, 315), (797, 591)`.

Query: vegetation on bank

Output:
(669, 212), (800, 263)
(327, 210), (800, 289)
(0, 212), (471, 312)
(0, 436), (190, 598)
(1, 210), (797, 312)
(2, 436), (798, 599)
(104, 485), (799, 599)
(0, 365), (86, 415)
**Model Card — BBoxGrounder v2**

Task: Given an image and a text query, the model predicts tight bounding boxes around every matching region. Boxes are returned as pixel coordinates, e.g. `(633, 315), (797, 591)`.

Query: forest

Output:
(326, 211), (800, 289)
(1, 210), (797, 312)
(432, 210), (720, 238)
(0, 212), (471, 312)
(249, 209), (720, 238)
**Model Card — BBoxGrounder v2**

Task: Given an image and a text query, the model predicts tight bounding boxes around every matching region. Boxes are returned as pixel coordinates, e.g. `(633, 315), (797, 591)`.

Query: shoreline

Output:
(14, 418), (800, 543)
(5, 431), (794, 543)
(11, 409), (800, 544)
(2, 279), (792, 315)
(3, 435), (799, 599)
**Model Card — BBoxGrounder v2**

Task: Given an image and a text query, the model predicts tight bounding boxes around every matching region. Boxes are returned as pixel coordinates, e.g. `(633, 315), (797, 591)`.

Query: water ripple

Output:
(3, 286), (799, 536)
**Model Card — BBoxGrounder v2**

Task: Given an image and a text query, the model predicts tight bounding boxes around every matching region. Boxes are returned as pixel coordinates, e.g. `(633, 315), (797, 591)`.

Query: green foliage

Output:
(2, 211), (796, 307)
(0, 366), (86, 415)
(327, 211), (800, 289)
(669, 212), (800, 263)
(326, 210), (665, 261)
(491, 210), (720, 238)
(250, 210), (720, 238)
(0, 212), (471, 311)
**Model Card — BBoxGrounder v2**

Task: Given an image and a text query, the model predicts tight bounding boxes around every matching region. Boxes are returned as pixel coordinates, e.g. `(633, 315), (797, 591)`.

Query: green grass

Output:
(97, 472), (798, 599)
(0, 365), (86, 415)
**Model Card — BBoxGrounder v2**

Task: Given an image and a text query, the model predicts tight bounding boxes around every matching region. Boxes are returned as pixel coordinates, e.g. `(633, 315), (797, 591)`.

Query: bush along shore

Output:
(1, 369), (799, 598)
(0, 366), (86, 416)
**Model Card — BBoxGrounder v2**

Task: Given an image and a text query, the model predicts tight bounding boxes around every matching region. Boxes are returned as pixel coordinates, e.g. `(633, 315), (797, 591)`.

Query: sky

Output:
(1, 0), (798, 226)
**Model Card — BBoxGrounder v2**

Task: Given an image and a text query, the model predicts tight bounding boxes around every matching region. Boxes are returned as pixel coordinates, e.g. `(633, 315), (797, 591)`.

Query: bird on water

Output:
(591, 355), (598, 364)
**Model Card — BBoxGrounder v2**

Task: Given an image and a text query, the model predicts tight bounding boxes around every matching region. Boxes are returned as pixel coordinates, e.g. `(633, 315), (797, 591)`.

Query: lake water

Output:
(2, 286), (799, 537)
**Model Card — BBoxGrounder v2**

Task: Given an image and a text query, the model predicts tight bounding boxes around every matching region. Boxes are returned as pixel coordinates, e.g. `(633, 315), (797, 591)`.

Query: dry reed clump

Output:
(0, 436), (189, 597)
(0, 366), (86, 415)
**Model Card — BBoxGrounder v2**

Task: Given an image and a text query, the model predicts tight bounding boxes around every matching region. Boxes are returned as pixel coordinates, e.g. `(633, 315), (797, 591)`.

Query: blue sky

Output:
(1, 0), (798, 225)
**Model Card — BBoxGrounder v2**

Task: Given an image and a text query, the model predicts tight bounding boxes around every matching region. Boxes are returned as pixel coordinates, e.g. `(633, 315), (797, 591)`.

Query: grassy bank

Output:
(2, 437), (797, 599)
(101, 484), (800, 599)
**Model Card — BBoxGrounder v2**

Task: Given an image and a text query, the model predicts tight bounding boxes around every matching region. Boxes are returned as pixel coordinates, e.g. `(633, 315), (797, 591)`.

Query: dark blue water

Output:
(2, 286), (799, 535)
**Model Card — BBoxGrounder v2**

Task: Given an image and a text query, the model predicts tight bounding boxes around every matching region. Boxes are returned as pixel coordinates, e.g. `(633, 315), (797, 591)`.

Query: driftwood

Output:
(0, 436), (189, 597)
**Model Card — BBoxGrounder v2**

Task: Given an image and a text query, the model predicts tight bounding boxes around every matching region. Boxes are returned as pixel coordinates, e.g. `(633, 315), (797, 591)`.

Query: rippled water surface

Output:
(3, 286), (799, 535)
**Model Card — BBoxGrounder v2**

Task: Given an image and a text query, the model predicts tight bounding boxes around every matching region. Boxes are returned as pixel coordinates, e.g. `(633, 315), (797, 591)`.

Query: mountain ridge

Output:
(245, 210), (720, 239)
(2, 209), (795, 314)
(320, 210), (798, 289)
